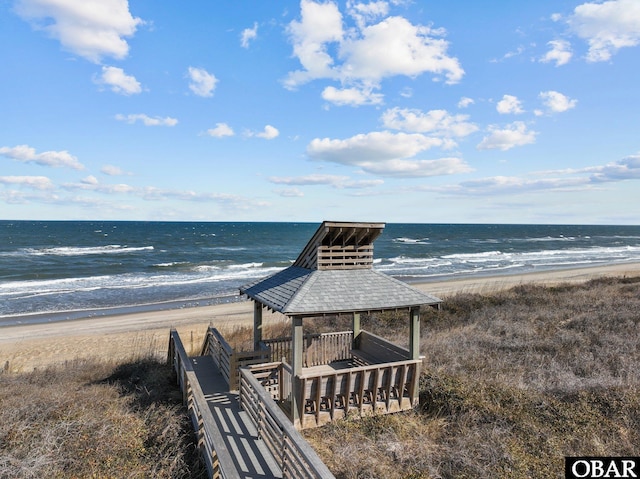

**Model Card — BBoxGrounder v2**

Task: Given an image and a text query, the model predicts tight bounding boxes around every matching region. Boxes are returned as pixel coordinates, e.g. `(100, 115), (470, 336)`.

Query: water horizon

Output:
(2, 220), (640, 327)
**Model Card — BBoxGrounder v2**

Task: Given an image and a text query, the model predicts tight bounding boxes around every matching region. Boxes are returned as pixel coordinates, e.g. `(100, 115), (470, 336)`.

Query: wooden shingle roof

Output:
(239, 221), (441, 317)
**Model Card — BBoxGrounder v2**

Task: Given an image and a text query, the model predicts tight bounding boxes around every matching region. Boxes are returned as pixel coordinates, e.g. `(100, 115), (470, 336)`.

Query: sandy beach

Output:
(2, 263), (639, 372)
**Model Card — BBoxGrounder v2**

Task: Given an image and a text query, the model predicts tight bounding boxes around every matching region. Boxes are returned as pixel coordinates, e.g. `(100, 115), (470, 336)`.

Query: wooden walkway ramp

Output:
(190, 355), (282, 479)
(169, 329), (336, 479)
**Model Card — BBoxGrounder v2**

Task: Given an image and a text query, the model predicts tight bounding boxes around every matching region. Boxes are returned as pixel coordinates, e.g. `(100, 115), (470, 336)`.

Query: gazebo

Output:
(239, 221), (441, 429)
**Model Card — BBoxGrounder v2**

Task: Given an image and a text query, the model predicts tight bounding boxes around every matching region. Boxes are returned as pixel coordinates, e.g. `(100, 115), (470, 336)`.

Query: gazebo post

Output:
(409, 306), (420, 360)
(253, 301), (263, 350)
(352, 311), (361, 345)
(291, 315), (304, 426)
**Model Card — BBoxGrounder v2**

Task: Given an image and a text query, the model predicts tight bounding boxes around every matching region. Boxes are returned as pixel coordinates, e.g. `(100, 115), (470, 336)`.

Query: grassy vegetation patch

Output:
(0, 358), (206, 479)
(304, 276), (640, 479)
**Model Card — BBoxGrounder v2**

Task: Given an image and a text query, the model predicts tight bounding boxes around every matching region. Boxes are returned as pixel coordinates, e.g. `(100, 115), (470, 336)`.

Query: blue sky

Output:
(1, 0), (639, 224)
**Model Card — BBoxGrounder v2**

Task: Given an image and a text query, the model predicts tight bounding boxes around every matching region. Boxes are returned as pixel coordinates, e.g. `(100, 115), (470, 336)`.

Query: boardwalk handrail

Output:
(240, 364), (336, 479)
(201, 327), (270, 390)
(168, 330), (241, 479)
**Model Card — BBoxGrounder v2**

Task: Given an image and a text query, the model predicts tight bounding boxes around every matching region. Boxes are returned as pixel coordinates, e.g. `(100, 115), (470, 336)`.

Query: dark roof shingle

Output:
(240, 266), (441, 316)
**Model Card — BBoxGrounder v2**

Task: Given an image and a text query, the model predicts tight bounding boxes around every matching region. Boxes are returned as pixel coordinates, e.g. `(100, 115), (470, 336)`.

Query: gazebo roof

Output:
(239, 221), (441, 316)
(240, 266), (441, 316)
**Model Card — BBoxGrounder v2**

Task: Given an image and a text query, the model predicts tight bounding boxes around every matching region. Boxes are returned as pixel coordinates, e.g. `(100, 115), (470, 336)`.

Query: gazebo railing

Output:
(296, 357), (421, 429)
(240, 331), (421, 430)
(260, 331), (353, 367)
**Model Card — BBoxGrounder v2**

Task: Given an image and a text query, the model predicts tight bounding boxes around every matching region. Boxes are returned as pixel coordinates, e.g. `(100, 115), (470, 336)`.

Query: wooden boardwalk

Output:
(191, 355), (282, 479)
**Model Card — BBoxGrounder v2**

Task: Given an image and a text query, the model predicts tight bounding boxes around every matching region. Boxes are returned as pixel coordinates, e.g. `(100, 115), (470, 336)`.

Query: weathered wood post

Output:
(352, 311), (361, 347)
(409, 306), (420, 360)
(291, 315), (304, 427)
(409, 306), (421, 407)
(253, 301), (263, 350)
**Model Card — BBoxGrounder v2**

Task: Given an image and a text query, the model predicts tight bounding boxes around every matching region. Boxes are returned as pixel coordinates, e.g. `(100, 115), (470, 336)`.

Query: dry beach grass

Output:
(0, 357), (208, 479)
(304, 276), (640, 478)
(1, 263), (640, 478)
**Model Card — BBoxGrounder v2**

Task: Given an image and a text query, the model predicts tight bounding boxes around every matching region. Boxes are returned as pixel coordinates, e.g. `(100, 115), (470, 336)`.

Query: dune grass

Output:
(303, 276), (640, 479)
(0, 357), (207, 479)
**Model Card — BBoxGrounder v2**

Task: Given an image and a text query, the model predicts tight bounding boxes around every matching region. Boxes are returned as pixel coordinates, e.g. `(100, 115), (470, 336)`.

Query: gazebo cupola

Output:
(293, 221), (384, 270)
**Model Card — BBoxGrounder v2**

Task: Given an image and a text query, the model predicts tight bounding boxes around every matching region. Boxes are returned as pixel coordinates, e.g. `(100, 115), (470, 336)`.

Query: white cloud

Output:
(357, 157), (473, 178)
(539, 90), (577, 113)
(540, 39), (573, 66)
(424, 154), (640, 197)
(381, 107), (478, 138)
(400, 87), (413, 98)
(496, 94), (524, 114)
(101, 164), (129, 176)
(284, 1), (464, 96)
(97, 66), (141, 95)
(207, 123), (235, 138)
(269, 174), (349, 186)
(321, 85), (383, 106)
(255, 125), (280, 140)
(115, 114), (178, 126)
(339, 16), (464, 84)
(346, 0), (389, 28)
(453, 176), (589, 195)
(0, 144), (84, 169)
(63, 177), (266, 210)
(458, 97), (474, 108)
(187, 67), (218, 97)
(477, 122), (537, 151)
(307, 131), (472, 177)
(275, 187), (305, 197)
(285, 0), (344, 87)
(343, 178), (384, 188)
(0, 175), (54, 190)
(14, 0), (143, 63)
(491, 45), (525, 63)
(308, 131), (443, 164)
(588, 155), (640, 182)
(269, 173), (384, 188)
(568, 0), (640, 62)
(241, 22), (258, 48)
(66, 176), (135, 194)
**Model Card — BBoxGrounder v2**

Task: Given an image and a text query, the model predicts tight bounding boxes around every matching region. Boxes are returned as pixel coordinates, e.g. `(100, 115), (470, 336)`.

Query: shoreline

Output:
(2, 262), (639, 372)
(3, 261), (636, 328)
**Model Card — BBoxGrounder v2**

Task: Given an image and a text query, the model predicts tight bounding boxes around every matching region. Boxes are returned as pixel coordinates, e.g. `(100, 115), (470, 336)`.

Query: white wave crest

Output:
(23, 245), (154, 256)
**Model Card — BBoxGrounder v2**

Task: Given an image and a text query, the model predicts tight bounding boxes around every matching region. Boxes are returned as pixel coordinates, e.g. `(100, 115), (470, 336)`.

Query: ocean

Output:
(2, 221), (640, 326)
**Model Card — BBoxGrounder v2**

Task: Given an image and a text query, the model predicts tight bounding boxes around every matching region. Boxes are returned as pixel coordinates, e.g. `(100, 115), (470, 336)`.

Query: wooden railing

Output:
(239, 364), (336, 479)
(167, 330), (240, 479)
(201, 327), (270, 391)
(261, 331), (353, 367)
(257, 329), (421, 429)
(297, 358), (420, 429)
